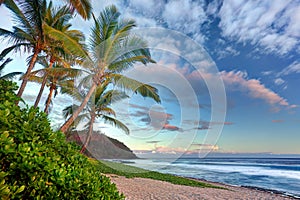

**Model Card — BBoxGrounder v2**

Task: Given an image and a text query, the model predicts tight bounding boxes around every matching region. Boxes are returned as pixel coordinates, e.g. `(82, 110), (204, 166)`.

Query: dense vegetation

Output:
(0, 79), (124, 199)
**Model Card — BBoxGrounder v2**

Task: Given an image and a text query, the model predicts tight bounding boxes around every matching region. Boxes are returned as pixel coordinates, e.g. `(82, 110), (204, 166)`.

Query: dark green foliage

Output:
(0, 79), (124, 199)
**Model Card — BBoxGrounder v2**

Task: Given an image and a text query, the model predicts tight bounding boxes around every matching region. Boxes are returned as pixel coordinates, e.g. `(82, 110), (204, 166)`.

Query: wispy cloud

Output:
(278, 61), (300, 76)
(218, 0), (300, 55)
(216, 45), (240, 59)
(184, 119), (233, 131)
(261, 71), (273, 76)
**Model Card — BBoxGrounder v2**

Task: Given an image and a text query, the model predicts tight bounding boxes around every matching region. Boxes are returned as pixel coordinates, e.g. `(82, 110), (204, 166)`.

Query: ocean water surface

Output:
(119, 157), (300, 198)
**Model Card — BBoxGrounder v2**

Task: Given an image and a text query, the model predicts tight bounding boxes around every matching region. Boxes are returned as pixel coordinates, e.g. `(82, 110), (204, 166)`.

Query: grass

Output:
(89, 159), (225, 189)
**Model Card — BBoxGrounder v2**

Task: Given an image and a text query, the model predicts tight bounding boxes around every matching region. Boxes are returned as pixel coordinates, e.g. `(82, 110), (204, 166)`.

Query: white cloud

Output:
(218, 0), (300, 55)
(261, 71), (273, 76)
(216, 45), (240, 59)
(274, 78), (285, 85)
(162, 0), (207, 43)
(123, 0), (210, 44)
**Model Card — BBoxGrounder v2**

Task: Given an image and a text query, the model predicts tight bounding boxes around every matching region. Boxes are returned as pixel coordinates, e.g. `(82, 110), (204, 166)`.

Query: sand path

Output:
(108, 175), (295, 200)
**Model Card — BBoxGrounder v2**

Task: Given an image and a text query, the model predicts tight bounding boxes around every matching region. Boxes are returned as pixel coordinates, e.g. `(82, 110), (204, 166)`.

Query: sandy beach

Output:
(108, 175), (296, 200)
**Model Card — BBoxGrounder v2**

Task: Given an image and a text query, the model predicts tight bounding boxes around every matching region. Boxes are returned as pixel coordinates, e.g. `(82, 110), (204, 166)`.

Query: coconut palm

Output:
(63, 80), (129, 153)
(59, 5), (160, 133)
(0, 0), (48, 100)
(33, 3), (85, 108)
(0, 0), (88, 103)
(0, 57), (22, 80)
(26, 65), (81, 113)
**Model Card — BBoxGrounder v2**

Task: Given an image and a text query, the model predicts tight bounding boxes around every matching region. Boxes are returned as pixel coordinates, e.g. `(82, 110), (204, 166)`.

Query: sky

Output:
(0, 0), (299, 157)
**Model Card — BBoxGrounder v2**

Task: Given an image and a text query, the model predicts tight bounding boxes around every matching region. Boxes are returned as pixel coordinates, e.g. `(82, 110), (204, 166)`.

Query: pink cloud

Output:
(220, 70), (297, 110)
(162, 124), (180, 131)
(154, 144), (219, 154)
(272, 119), (284, 123)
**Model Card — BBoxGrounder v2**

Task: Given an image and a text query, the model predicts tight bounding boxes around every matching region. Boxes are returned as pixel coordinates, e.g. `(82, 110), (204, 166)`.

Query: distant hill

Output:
(68, 131), (137, 159)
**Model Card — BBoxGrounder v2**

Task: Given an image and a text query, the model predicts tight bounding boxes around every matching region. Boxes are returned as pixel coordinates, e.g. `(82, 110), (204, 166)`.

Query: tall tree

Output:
(0, 0), (47, 101)
(34, 3), (85, 108)
(0, 0), (87, 103)
(63, 80), (129, 153)
(59, 5), (160, 133)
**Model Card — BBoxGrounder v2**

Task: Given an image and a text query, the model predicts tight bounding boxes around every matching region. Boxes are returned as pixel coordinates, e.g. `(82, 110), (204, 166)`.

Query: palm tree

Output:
(0, 0), (88, 103)
(0, 0), (47, 100)
(0, 57), (22, 80)
(26, 66), (81, 113)
(59, 5), (160, 133)
(63, 80), (129, 153)
(33, 3), (85, 108)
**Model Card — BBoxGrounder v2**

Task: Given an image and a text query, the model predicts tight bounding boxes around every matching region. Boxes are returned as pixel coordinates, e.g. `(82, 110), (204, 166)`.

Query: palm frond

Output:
(27, 67), (82, 79)
(63, 104), (80, 119)
(101, 115), (129, 135)
(43, 22), (89, 60)
(2, 0), (33, 35)
(24, 74), (44, 83)
(107, 35), (154, 72)
(110, 74), (161, 103)
(0, 43), (31, 59)
(97, 89), (128, 107)
(68, 0), (92, 20)
(0, 57), (12, 71)
(89, 5), (119, 50)
(96, 107), (116, 117)
(60, 84), (82, 102)
(0, 72), (23, 80)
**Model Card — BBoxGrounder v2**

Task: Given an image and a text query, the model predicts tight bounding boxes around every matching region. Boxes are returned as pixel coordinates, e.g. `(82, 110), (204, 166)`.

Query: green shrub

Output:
(0, 79), (124, 199)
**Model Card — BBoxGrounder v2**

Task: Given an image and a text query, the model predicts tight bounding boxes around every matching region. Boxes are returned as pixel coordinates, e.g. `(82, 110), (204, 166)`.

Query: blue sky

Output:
(0, 0), (299, 156)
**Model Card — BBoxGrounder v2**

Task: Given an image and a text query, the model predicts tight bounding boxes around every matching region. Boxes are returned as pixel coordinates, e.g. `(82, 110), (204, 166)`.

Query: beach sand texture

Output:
(109, 175), (295, 200)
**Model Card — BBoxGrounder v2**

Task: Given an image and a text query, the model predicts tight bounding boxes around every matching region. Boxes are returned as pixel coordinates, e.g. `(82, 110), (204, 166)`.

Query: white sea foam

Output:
(171, 163), (300, 180)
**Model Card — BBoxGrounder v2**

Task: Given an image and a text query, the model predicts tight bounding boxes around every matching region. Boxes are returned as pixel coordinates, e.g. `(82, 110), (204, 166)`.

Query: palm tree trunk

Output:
(80, 114), (95, 153)
(44, 84), (55, 114)
(16, 50), (39, 102)
(60, 82), (97, 133)
(34, 61), (54, 108)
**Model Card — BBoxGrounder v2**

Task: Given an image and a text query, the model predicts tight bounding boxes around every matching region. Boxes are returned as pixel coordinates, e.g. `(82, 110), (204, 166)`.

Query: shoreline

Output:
(108, 174), (299, 200)
(186, 176), (300, 199)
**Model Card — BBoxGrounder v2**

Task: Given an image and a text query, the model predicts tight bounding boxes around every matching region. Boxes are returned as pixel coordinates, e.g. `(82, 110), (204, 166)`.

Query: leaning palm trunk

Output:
(44, 84), (55, 114)
(60, 82), (97, 133)
(17, 50), (39, 102)
(34, 61), (54, 108)
(80, 114), (95, 153)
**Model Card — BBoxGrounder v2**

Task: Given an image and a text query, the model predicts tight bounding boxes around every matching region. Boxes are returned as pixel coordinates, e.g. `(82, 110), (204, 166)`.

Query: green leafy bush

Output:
(0, 79), (124, 199)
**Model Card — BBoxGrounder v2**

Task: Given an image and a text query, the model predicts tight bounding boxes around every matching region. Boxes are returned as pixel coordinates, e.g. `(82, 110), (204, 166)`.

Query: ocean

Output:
(119, 157), (300, 198)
